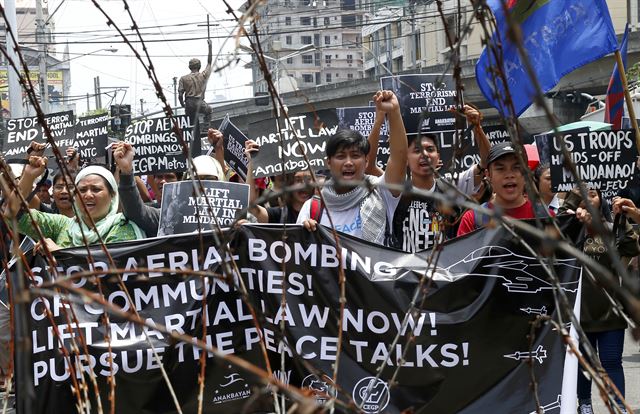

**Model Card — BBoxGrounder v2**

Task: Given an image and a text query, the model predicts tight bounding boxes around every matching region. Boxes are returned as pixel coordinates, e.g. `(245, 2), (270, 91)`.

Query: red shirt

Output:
(457, 199), (538, 236)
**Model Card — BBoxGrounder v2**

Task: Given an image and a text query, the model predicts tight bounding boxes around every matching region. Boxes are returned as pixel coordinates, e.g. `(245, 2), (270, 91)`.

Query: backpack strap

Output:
(473, 202), (491, 230)
(310, 195), (324, 221)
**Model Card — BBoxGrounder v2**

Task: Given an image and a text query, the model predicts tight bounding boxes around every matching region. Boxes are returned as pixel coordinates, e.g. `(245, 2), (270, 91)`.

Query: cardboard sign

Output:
(336, 106), (390, 169)
(157, 180), (249, 236)
(75, 114), (109, 163)
(380, 74), (461, 134)
(2, 110), (75, 161)
(218, 115), (249, 180)
(542, 128), (638, 198)
(123, 115), (197, 175)
(248, 109), (339, 178)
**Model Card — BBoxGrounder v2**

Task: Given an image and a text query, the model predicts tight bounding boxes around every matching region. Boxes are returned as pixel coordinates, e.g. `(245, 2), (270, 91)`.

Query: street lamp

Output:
(239, 43), (315, 95)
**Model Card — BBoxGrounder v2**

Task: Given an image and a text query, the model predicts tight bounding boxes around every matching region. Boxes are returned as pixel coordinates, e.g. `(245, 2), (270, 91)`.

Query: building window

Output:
(324, 17), (330, 26)
(300, 0), (311, 5)
(348, 73), (354, 79)
(301, 35), (312, 45)
(324, 36), (330, 45)
(325, 55), (332, 64)
(302, 74), (314, 83)
(301, 17), (311, 25)
(302, 54), (313, 64)
(286, 57), (293, 64)
(326, 73), (332, 83)
(286, 35), (292, 45)
(285, 17), (291, 26)
(313, 17), (317, 27)
(347, 54), (353, 64)
(335, 73), (339, 78)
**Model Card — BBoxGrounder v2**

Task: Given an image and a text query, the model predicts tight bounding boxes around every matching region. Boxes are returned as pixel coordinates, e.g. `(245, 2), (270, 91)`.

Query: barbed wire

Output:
(0, 0), (638, 413)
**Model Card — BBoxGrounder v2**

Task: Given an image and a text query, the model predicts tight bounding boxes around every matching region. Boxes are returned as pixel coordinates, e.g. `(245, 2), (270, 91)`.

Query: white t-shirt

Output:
(443, 165), (479, 196)
(296, 174), (400, 240)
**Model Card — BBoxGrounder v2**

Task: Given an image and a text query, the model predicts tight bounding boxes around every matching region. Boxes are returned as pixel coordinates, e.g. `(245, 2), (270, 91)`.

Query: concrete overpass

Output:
(211, 30), (640, 135)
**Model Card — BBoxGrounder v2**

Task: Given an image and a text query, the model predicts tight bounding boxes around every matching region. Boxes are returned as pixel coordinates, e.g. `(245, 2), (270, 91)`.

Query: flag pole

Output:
(615, 50), (640, 148)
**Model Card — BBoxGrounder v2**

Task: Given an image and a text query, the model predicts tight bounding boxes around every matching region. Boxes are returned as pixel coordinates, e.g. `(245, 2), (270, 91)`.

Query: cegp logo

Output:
(352, 377), (390, 414)
(301, 374), (337, 405)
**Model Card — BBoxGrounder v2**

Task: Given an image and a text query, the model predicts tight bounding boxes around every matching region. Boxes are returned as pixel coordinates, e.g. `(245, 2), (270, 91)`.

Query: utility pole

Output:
(86, 93), (90, 112)
(173, 76), (178, 108)
(140, 98), (144, 115)
(36, 0), (49, 113)
(5, 0), (22, 117)
(93, 76), (102, 109)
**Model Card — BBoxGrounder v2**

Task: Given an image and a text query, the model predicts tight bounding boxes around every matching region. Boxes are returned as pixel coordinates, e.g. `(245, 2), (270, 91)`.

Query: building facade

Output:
(363, 0), (631, 77)
(245, 0), (366, 95)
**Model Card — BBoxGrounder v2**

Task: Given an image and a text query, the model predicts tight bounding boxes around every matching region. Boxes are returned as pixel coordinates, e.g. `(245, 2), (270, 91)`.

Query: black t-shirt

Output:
(266, 205), (299, 224)
(389, 182), (460, 252)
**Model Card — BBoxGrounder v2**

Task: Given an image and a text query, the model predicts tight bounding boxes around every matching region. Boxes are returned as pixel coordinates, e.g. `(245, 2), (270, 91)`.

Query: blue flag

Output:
(604, 24), (629, 129)
(476, 0), (618, 117)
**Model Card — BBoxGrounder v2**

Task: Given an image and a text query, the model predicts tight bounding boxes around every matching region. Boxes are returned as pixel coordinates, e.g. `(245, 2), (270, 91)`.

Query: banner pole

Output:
(615, 50), (640, 149)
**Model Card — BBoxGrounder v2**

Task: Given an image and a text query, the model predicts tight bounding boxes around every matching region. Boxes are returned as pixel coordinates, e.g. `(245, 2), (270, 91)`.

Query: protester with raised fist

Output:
(114, 140), (230, 236)
(3, 156), (145, 250)
(367, 104), (490, 251)
(297, 90), (408, 243)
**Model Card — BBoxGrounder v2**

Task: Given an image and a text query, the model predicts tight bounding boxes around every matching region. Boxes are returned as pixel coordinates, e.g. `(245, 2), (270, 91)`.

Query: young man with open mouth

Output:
(457, 141), (546, 236)
(297, 90), (407, 244)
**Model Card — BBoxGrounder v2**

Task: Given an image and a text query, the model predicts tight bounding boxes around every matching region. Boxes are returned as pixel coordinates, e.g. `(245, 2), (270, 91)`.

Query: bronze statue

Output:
(178, 39), (213, 128)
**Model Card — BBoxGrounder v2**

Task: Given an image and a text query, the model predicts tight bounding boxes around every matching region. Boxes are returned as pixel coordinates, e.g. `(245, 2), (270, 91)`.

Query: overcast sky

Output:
(48, 0), (252, 117)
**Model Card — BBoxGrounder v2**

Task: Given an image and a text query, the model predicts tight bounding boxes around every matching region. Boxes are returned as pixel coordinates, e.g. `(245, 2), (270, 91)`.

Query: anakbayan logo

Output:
(212, 366), (251, 404)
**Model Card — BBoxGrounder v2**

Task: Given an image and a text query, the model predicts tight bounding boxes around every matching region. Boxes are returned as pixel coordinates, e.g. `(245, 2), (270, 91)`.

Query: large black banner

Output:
(247, 110), (339, 178)
(14, 221), (582, 413)
(123, 115), (197, 175)
(2, 110), (75, 161)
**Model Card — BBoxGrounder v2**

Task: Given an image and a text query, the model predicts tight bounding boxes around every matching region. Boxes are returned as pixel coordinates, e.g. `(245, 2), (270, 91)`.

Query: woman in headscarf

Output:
(4, 155), (145, 250)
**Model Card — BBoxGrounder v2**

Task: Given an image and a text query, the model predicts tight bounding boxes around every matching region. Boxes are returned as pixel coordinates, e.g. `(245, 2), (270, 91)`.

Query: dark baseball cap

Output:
(487, 141), (518, 165)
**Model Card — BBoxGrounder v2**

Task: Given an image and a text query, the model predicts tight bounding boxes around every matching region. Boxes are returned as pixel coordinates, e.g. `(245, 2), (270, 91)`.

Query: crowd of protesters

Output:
(0, 89), (638, 413)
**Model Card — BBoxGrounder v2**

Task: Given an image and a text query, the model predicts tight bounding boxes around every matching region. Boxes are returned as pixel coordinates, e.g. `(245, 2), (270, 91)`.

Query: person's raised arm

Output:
(5, 156), (46, 218)
(464, 104), (489, 186)
(374, 90), (407, 196)
(207, 128), (229, 180)
(365, 107), (385, 177)
(203, 39), (213, 79)
(113, 142), (160, 236)
(244, 139), (269, 223)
